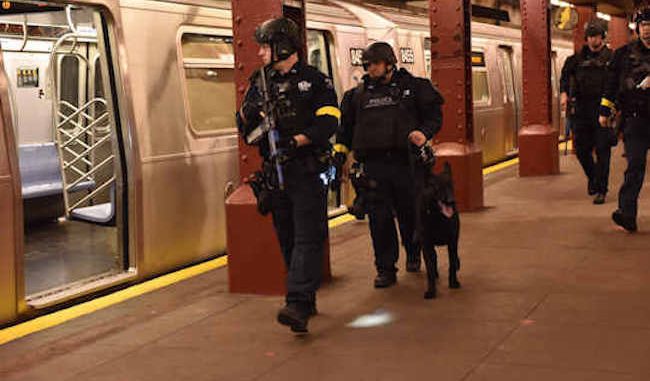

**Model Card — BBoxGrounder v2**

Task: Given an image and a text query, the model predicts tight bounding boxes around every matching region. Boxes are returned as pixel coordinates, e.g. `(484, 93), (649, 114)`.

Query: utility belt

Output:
(355, 148), (410, 164)
(249, 149), (330, 216)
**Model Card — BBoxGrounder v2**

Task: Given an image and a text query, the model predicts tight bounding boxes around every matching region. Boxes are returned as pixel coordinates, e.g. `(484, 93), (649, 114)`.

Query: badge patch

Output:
(298, 80), (312, 92)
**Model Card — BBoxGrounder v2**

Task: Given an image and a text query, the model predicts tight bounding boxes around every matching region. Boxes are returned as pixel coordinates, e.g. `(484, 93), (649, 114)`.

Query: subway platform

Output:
(1, 146), (650, 381)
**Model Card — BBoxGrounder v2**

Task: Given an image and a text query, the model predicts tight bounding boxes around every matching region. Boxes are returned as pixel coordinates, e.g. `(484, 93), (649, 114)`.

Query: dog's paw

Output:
(449, 278), (461, 289)
(424, 289), (437, 299)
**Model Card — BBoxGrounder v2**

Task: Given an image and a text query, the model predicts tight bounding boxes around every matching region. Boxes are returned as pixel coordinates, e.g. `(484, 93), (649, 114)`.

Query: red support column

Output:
(574, 5), (596, 52)
(519, 0), (559, 177)
(609, 15), (631, 50)
(428, 0), (484, 212)
(226, 0), (330, 295)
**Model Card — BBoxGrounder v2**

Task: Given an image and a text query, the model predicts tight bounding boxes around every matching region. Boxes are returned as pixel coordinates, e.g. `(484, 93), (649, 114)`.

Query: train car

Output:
(0, 0), (574, 327)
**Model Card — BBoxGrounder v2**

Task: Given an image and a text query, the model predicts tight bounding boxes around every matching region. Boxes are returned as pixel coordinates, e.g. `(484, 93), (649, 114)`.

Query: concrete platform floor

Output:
(2, 146), (650, 381)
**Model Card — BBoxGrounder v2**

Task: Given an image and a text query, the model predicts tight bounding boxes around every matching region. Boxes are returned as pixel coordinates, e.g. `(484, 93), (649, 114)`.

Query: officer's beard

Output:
(374, 66), (395, 84)
(588, 40), (604, 51)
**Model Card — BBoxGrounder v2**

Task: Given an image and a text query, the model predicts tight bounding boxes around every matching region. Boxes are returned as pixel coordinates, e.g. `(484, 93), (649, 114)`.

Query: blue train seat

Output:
(19, 143), (96, 223)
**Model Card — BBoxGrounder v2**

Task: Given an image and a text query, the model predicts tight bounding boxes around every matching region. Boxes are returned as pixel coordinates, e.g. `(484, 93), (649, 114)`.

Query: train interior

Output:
(0, 2), (126, 303)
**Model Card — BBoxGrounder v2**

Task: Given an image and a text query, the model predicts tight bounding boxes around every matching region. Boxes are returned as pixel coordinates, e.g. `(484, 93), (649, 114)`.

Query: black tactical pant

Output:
(618, 117), (650, 219)
(574, 118), (612, 195)
(364, 156), (419, 275)
(270, 159), (328, 306)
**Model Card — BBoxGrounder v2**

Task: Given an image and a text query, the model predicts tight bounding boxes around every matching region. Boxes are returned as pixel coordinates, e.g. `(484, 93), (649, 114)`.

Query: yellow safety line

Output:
(483, 157), (519, 175)
(482, 140), (572, 176)
(0, 140), (573, 345)
(328, 213), (356, 228)
(0, 256), (228, 346)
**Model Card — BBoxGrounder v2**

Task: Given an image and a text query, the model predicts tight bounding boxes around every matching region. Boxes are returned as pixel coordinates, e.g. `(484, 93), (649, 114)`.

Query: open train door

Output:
(0, 47), (24, 323)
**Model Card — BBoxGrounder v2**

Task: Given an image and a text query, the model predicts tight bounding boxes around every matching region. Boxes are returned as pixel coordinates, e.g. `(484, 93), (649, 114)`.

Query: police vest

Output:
(619, 42), (650, 117)
(351, 77), (418, 152)
(574, 48), (611, 100)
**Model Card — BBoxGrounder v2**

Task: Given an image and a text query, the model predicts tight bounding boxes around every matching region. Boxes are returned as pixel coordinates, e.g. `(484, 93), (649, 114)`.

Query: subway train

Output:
(0, 0), (573, 326)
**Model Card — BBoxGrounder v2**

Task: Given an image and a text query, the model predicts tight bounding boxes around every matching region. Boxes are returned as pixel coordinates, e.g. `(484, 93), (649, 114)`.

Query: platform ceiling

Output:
(403, 0), (642, 16)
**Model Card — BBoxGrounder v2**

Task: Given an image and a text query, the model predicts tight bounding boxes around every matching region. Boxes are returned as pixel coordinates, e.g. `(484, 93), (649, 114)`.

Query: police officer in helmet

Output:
(599, 7), (650, 232)
(560, 19), (613, 205)
(237, 17), (339, 333)
(335, 42), (443, 288)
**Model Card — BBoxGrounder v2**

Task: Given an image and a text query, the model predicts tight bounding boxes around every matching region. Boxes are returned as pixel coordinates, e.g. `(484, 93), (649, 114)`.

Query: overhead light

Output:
(597, 12), (612, 21)
(550, 0), (573, 8)
(629, 22), (636, 30)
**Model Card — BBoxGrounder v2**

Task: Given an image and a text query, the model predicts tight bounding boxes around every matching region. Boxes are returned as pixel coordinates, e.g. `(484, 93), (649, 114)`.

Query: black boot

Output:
(612, 210), (637, 233)
(593, 193), (606, 205)
(374, 272), (397, 288)
(277, 303), (310, 333)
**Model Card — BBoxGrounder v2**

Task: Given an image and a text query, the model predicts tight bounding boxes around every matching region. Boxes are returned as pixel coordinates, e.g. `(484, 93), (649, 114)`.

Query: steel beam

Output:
(574, 4), (597, 52)
(226, 0), (330, 296)
(428, 0), (484, 211)
(609, 15), (631, 50)
(519, 0), (559, 176)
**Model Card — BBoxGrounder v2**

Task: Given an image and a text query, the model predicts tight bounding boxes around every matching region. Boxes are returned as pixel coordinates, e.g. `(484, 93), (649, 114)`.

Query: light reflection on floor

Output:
(346, 308), (395, 328)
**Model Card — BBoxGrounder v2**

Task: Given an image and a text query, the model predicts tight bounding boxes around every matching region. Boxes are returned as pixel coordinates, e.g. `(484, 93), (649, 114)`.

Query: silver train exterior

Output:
(0, 0), (572, 326)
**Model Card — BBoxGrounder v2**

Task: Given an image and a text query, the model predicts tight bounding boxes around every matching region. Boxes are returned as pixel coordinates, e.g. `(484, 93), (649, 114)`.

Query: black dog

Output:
(414, 162), (461, 299)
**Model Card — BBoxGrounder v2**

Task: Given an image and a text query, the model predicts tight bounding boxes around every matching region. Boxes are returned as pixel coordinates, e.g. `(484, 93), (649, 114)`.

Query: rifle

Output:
(258, 65), (286, 190)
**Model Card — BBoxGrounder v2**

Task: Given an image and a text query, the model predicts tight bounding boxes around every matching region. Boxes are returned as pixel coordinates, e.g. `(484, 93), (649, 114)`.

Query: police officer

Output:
(599, 7), (650, 233)
(236, 17), (339, 333)
(335, 42), (443, 288)
(560, 20), (614, 205)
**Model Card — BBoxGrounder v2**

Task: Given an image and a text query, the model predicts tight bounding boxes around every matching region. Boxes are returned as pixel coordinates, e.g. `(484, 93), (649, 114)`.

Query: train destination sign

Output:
(350, 48), (364, 66)
(400, 47), (415, 64)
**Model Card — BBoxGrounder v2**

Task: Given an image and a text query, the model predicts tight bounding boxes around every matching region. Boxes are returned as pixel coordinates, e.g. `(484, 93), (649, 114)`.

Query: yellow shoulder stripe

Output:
(316, 106), (341, 120)
(601, 98), (615, 109)
(333, 143), (349, 154)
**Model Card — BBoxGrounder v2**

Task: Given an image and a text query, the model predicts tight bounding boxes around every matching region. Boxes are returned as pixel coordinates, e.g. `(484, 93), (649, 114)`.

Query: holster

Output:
(248, 170), (273, 216)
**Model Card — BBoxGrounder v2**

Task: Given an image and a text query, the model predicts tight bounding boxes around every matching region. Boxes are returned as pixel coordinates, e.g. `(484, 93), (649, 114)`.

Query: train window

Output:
(179, 32), (236, 134)
(60, 56), (80, 108)
(472, 70), (490, 104)
(424, 38), (432, 78)
(497, 47), (516, 103)
(307, 29), (334, 79)
(92, 55), (108, 132)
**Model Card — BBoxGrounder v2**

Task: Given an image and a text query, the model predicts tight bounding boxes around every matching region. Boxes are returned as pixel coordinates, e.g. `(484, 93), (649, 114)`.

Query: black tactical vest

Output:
(351, 76), (418, 153)
(619, 42), (650, 117)
(574, 47), (611, 100)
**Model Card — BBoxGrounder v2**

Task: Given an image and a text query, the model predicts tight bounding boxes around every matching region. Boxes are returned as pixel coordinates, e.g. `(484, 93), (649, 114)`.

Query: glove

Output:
(412, 143), (436, 167)
(277, 136), (298, 152)
(332, 152), (347, 168)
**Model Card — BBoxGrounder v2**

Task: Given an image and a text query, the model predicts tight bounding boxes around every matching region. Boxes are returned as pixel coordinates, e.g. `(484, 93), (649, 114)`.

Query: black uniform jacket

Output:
(560, 45), (612, 120)
(335, 68), (443, 158)
(600, 40), (650, 118)
(237, 62), (339, 160)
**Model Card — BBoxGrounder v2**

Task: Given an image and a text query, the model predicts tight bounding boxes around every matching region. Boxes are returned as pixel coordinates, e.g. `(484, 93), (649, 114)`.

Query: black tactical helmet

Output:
(361, 42), (397, 70)
(584, 19), (606, 39)
(255, 17), (301, 62)
(634, 7), (650, 33)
